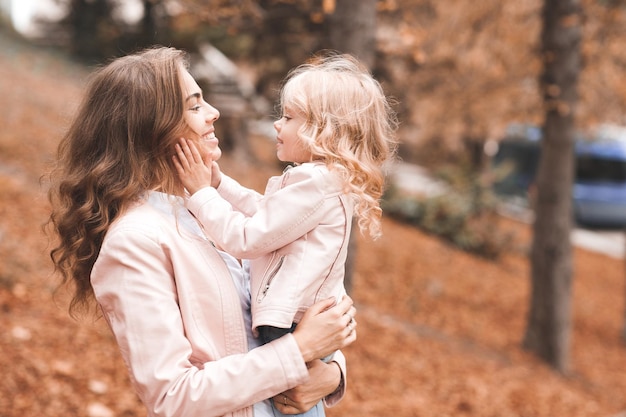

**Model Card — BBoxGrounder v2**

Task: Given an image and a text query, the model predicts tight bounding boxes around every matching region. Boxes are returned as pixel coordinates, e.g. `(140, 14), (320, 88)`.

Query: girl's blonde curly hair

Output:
(279, 53), (398, 239)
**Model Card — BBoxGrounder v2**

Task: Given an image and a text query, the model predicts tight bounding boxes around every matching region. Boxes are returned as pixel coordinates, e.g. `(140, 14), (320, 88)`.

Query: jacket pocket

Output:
(256, 255), (285, 303)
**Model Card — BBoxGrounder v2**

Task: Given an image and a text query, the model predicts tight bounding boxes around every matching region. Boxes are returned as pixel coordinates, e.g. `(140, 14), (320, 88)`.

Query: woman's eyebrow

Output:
(185, 92), (201, 102)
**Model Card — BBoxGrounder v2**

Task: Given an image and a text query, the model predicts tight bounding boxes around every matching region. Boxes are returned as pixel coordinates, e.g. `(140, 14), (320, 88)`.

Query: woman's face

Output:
(180, 69), (222, 162)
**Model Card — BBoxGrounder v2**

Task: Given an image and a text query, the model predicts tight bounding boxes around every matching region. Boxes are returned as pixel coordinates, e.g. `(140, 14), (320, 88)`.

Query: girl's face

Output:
(273, 105), (312, 163)
(180, 69), (221, 162)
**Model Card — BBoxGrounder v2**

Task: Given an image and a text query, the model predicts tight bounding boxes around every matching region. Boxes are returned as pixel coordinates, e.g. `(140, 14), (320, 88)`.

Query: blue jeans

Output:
(258, 325), (327, 417)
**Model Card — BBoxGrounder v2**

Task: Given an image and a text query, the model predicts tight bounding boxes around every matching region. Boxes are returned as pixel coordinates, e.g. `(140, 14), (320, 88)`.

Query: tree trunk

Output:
(140, 0), (157, 45)
(523, 0), (581, 373)
(327, 0), (377, 69)
(325, 0), (377, 294)
(67, 0), (113, 62)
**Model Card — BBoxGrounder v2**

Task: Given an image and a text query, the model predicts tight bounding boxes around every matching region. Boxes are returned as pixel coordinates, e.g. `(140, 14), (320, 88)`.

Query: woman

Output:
(47, 46), (356, 417)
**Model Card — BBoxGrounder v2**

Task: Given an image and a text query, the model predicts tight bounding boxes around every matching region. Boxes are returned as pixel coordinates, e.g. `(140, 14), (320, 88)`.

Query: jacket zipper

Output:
(258, 255), (285, 302)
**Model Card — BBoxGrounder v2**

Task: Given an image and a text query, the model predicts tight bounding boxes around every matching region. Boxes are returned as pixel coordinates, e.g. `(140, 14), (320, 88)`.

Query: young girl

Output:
(174, 53), (397, 416)
(47, 46), (356, 417)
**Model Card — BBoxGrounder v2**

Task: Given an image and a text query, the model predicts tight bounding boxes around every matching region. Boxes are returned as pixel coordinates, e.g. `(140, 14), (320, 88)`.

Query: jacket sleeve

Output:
(215, 174), (264, 216)
(187, 166), (341, 259)
(91, 225), (309, 417)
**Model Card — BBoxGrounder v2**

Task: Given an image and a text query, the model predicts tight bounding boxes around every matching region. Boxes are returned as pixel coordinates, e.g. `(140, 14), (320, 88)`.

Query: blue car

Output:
(494, 124), (626, 228)
(573, 126), (626, 227)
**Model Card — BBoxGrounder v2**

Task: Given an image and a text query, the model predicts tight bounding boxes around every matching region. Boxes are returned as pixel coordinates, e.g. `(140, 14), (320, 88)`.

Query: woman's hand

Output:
(173, 138), (213, 195)
(292, 295), (357, 363)
(271, 360), (342, 414)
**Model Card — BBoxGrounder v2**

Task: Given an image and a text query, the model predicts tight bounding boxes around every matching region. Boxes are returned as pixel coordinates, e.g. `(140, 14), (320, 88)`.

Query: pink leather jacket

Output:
(91, 191), (346, 417)
(187, 162), (354, 332)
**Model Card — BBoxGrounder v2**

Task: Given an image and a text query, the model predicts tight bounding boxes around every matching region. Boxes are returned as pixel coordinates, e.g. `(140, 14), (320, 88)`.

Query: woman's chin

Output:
(211, 148), (222, 161)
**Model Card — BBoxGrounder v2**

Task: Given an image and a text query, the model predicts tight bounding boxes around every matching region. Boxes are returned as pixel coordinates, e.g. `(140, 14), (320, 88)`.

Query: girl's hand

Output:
(292, 296), (357, 363)
(173, 138), (213, 195)
(210, 158), (222, 188)
(271, 360), (342, 414)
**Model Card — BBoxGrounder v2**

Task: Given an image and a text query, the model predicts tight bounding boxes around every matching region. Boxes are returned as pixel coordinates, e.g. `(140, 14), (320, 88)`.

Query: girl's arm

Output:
(188, 167), (336, 259)
(176, 137), (343, 259)
(174, 138), (264, 215)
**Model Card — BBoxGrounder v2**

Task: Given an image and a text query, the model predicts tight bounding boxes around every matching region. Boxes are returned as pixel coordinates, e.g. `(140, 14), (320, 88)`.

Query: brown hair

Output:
(47, 46), (189, 315)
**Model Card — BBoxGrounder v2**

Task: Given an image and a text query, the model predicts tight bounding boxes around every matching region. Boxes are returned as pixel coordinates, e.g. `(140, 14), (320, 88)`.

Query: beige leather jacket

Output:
(187, 162), (353, 332)
(91, 192), (346, 417)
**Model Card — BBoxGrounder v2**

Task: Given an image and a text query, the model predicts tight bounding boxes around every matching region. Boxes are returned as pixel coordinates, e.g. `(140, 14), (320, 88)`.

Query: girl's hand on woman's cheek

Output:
(172, 138), (213, 195)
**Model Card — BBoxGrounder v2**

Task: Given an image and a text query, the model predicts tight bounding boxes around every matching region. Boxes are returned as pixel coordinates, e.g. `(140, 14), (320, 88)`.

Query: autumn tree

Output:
(522, 0), (582, 373)
(44, 0), (175, 62)
(371, 1), (543, 168)
(323, 0), (378, 293)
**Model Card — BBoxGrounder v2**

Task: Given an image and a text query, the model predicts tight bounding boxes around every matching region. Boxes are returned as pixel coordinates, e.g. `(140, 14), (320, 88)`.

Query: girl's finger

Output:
(186, 139), (204, 164)
(179, 139), (195, 161)
(172, 155), (183, 173)
(174, 143), (191, 169)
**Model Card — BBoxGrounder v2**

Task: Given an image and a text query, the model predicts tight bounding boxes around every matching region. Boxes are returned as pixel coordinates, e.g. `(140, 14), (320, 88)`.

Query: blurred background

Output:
(1, 1), (626, 416)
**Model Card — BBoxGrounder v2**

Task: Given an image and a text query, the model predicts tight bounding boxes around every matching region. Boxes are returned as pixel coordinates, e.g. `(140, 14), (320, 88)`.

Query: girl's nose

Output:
(273, 119), (281, 132)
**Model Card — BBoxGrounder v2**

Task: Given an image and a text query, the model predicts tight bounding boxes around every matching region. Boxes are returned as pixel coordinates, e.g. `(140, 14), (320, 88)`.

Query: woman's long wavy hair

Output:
(279, 53), (398, 239)
(47, 47), (189, 316)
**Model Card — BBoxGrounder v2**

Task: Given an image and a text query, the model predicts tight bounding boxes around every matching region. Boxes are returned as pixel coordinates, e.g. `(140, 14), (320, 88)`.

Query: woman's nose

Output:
(206, 104), (220, 122)
(273, 119), (281, 132)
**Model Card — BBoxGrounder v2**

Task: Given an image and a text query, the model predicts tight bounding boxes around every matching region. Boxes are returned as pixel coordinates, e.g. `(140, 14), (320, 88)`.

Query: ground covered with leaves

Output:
(1, 31), (625, 417)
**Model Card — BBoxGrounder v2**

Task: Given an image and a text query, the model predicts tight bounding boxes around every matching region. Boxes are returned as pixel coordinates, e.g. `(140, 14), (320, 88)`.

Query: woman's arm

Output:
(272, 358), (344, 414)
(91, 219), (355, 417)
(273, 299), (355, 414)
(292, 296), (356, 363)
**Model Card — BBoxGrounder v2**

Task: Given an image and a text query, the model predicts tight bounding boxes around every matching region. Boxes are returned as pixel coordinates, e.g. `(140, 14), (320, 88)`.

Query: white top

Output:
(216, 252), (274, 417)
